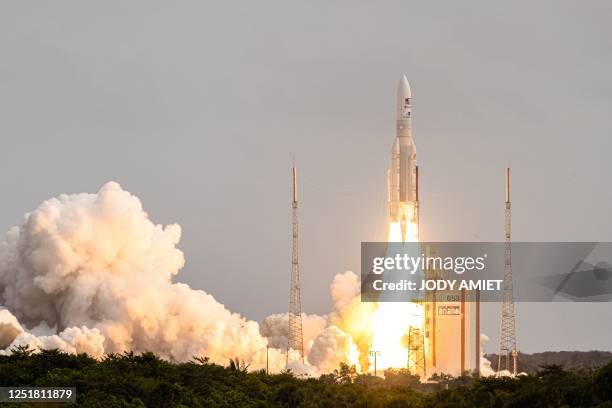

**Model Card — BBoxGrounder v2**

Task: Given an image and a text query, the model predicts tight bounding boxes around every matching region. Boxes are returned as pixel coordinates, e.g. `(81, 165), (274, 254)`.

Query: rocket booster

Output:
(388, 76), (418, 242)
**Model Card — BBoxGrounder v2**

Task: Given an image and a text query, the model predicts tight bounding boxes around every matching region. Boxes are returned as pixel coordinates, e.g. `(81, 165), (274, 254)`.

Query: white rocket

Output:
(387, 75), (419, 242)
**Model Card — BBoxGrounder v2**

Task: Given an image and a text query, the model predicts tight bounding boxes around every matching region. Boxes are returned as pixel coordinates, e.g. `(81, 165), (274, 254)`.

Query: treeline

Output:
(486, 350), (612, 374)
(1, 346), (612, 407)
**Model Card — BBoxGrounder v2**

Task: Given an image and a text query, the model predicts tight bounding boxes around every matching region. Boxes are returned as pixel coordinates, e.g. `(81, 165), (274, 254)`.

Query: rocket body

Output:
(388, 76), (418, 242)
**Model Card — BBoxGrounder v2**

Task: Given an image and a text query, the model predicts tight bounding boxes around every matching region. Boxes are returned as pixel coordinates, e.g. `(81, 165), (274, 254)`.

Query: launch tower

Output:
(288, 165), (305, 362)
(497, 167), (518, 376)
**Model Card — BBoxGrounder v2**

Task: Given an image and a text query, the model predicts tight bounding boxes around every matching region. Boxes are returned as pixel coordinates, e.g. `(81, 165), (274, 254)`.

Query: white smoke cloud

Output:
(480, 333), (496, 377)
(265, 271), (374, 375)
(0, 182), (285, 370)
(327, 271), (377, 370)
(0, 182), (373, 375)
(307, 326), (361, 374)
(2, 326), (106, 358)
(0, 308), (23, 349)
(286, 359), (320, 377)
(260, 313), (327, 351)
(260, 277), (370, 375)
(329, 271), (361, 322)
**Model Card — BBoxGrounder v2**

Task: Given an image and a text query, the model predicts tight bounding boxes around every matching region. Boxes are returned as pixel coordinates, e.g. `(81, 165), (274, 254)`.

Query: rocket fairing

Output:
(388, 76), (418, 242)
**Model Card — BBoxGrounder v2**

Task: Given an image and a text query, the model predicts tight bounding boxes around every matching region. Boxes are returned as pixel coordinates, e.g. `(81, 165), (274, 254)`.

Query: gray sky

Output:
(1, 1), (611, 353)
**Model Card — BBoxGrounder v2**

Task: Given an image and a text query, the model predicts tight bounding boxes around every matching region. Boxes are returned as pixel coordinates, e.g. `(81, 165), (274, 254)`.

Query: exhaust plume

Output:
(0, 182), (369, 375)
(307, 325), (361, 373)
(260, 313), (327, 351)
(0, 182), (283, 370)
(0, 309), (23, 349)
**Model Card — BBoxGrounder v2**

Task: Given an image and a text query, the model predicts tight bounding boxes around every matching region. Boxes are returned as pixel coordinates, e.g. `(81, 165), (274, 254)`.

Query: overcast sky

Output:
(1, 1), (611, 353)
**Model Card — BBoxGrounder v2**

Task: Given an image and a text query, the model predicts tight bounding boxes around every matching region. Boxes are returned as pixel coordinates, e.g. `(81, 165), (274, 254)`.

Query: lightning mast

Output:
(288, 165), (304, 363)
(498, 167), (518, 376)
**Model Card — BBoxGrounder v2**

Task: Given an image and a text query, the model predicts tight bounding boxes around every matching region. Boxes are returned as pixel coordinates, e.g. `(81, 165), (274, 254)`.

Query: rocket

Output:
(387, 76), (419, 242)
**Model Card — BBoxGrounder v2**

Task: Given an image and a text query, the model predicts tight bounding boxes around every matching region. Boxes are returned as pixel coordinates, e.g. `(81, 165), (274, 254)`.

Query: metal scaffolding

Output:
(498, 167), (518, 376)
(408, 325), (426, 379)
(288, 165), (304, 363)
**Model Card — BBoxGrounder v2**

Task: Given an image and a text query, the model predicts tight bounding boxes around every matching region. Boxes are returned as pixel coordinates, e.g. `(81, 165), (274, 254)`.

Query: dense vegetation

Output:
(2, 346), (612, 407)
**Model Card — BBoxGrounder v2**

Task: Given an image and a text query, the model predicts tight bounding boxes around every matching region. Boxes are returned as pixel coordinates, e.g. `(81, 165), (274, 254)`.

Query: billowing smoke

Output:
(328, 271), (377, 370)
(0, 182), (370, 375)
(0, 308), (105, 357)
(4, 326), (106, 358)
(480, 334), (495, 377)
(260, 313), (327, 351)
(0, 182), (287, 371)
(307, 326), (361, 373)
(0, 309), (23, 349)
(0, 182), (494, 378)
(260, 272), (376, 374)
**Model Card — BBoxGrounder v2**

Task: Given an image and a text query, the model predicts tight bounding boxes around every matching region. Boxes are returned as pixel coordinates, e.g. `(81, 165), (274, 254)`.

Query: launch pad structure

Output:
(288, 165), (305, 363)
(407, 326), (426, 378)
(497, 168), (518, 376)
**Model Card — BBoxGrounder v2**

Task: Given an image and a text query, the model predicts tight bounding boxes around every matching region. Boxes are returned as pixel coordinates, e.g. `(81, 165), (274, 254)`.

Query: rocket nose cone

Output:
(396, 75), (412, 122)
(398, 75), (411, 99)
